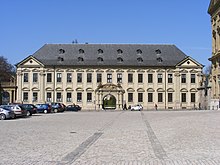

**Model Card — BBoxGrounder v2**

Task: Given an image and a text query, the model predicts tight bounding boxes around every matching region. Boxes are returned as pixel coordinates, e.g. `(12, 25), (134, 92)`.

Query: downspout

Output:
(165, 68), (167, 109)
(53, 66), (56, 102)
(20, 70), (23, 103)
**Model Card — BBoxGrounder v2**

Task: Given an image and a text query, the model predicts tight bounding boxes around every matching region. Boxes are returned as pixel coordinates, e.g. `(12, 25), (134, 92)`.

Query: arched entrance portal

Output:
(103, 94), (116, 110)
(95, 83), (125, 110)
(2, 91), (10, 105)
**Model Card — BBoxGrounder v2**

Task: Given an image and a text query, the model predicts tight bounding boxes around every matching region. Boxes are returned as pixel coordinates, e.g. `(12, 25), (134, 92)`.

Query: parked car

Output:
(20, 104), (37, 116)
(0, 104), (27, 117)
(65, 104), (81, 111)
(130, 104), (143, 111)
(0, 107), (16, 120)
(51, 102), (65, 113)
(35, 104), (52, 113)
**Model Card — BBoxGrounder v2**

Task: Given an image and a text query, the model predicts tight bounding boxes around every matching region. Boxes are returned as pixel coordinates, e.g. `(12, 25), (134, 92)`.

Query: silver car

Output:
(131, 104), (143, 111)
(0, 105), (27, 117)
(0, 107), (16, 120)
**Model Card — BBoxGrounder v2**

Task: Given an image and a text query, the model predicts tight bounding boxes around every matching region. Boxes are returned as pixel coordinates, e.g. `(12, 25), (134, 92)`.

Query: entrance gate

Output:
(95, 83), (125, 110)
(103, 94), (116, 109)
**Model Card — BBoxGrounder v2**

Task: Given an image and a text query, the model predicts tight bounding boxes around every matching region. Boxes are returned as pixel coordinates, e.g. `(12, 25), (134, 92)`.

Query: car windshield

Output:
(1, 106), (12, 111)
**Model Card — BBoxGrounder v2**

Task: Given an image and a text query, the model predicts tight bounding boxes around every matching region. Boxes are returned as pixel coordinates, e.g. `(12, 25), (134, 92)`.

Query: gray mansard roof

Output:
(32, 44), (187, 67)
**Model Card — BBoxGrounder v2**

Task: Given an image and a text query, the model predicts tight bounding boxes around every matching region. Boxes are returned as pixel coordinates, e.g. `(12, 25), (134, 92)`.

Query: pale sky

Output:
(0, 0), (212, 68)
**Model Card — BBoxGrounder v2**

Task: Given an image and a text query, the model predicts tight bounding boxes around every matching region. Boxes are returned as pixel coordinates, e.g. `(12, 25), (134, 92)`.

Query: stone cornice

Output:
(208, 0), (220, 15)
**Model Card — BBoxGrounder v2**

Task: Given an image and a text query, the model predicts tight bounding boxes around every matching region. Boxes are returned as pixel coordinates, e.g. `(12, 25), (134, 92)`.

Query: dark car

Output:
(65, 105), (81, 111)
(51, 102), (65, 113)
(35, 104), (52, 113)
(20, 104), (37, 116)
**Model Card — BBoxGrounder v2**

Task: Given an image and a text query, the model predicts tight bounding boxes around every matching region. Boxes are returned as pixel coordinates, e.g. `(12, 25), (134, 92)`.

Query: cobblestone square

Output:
(1, 110), (220, 165)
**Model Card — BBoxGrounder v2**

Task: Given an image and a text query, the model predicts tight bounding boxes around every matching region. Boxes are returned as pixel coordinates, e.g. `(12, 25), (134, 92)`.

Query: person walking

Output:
(155, 103), (158, 110)
(123, 103), (127, 110)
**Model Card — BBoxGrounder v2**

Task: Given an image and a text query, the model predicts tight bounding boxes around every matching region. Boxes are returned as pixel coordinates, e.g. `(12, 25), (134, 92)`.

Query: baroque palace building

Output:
(208, 0), (220, 106)
(16, 44), (203, 110)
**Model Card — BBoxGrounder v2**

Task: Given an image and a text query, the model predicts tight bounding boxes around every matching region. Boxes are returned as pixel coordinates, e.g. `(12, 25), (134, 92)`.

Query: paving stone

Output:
(0, 110), (220, 165)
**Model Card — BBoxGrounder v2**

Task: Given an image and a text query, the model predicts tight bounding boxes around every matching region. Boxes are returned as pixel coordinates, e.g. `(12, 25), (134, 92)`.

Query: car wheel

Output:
(54, 109), (58, 113)
(44, 110), (48, 114)
(0, 114), (6, 120)
(11, 114), (16, 119)
(26, 111), (31, 117)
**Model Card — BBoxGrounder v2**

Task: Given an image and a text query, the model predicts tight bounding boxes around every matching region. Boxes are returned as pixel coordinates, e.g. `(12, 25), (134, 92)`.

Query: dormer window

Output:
(97, 57), (104, 62)
(155, 49), (161, 54)
(117, 49), (123, 54)
(57, 57), (64, 61)
(137, 49), (142, 55)
(137, 57), (143, 63)
(156, 49), (162, 61)
(79, 49), (84, 54)
(78, 57), (84, 62)
(59, 49), (65, 54)
(157, 57), (163, 63)
(98, 49), (103, 54)
(117, 57), (123, 63)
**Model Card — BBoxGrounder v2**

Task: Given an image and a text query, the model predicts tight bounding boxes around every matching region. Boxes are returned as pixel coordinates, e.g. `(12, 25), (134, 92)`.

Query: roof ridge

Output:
(45, 43), (175, 46)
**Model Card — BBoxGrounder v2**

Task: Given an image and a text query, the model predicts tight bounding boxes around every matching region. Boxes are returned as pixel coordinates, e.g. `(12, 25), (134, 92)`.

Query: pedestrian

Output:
(155, 103), (158, 110)
(123, 103), (127, 110)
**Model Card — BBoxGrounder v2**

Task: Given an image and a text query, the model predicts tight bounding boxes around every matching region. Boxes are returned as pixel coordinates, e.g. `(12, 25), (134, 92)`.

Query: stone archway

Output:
(95, 83), (125, 110)
(2, 91), (10, 104)
(103, 94), (116, 110)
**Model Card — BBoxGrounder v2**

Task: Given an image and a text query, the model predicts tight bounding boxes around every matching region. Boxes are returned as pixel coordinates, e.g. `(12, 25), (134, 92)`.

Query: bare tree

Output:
(0, 56), (15, 82)
(204, 63), (212, 77)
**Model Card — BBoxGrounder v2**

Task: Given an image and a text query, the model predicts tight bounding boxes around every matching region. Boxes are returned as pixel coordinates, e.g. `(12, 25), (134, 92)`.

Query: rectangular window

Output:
(191, 74), (196, 83)
(77, 93), (82, 102)
(158, 74), (163, 83)
(128, 93), (133, 102)
(32, 92), (38, 102)
(56, 92), (62, 102)
(57, 73), (62, 82)
(148, 93), (153, 102)
(107, 73), (112, 83)
(138, 74), (143, 83)
(77, 73), (82, 83)
(47, 73), (52, 82)
(87, 93), (92, 102)
(168, 93), (173, 102)
(128, 73), (133, 83)
(138, 93), (143, 102)
(46, 92), (52, 102)
(97, 73), (102, 83)
(23, 92), (28, 101)
(66, 93), (72, 102)
(181, 74), (186, 83)
(168, 74), (173, 83)
(191, 93), (196, 102)
(158, 93), (163, 102)
(24, 73), (28, 82)
(117, 73), (122, 83)
(87, 73), (92, 83)
(218, 58), (220, 67)
(148, 74), (153, 83)
(67, 73), (72, 83)
(181, 93), (186, 102)
(33, 73), (38, 83)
